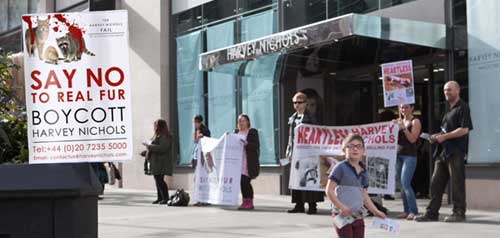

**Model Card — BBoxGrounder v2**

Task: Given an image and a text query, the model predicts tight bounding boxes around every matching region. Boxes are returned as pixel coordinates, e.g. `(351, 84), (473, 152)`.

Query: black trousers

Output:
(154, 175), (169, 201)
(426, 153), (466, 216)
(291, 190), (324, 207)
(240, 175), (254, 199)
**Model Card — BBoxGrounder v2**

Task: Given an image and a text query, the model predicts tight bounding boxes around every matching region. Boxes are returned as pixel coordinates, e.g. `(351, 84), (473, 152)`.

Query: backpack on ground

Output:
(167, 189), (190, 206)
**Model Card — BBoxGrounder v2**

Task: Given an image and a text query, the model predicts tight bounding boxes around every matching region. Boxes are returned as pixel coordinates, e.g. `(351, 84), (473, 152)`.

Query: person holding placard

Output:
(393, 104), (421, 220)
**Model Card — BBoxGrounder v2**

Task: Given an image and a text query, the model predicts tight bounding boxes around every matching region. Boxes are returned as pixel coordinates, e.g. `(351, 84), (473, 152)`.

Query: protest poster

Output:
(381, 60), (415, 107)
(372, 217), (401, 233)
(193, 133), (244, 206)
(288, 122), (399, 195)
(22, 10), (132, 163)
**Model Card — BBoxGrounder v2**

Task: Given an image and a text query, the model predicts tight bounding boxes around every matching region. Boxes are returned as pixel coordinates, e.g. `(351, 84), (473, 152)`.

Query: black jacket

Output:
(235, 128), (260, 179)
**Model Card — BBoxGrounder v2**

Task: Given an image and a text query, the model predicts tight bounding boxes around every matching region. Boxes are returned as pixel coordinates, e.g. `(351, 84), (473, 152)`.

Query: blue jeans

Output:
(397, 155), (418, 214)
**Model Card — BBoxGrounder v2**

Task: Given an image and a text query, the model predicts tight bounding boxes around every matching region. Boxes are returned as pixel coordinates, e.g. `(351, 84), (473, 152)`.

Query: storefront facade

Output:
(1, 0), (499, 209)
(173, 0), (500, 209)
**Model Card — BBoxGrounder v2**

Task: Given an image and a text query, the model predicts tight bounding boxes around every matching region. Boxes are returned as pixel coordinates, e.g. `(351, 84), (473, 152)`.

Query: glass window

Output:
(337, 0), (379, 15)
(176, 31), (204, 165)
(467, 0), (500, 163)
(238, 0), (275, 13)
(380, 0), (416, 8)
(241, 10), (279, 164)
(8, 0), (28, 29)
(284, 0), (326, 30)
(175, 6), (202, 34)
(203, 0), (237, 24)
(56, 0), (86, 11)
(453, 0), (466, 26)
(0, 1), (8, 32)
(206, 21), (237, 138)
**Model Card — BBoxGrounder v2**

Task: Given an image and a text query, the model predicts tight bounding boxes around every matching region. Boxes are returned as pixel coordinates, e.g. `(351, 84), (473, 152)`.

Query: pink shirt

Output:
(238, 130), (249, 176)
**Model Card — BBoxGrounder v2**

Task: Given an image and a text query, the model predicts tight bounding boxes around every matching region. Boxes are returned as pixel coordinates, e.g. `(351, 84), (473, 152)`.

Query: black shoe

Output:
(287, 207), (305, 213)
(415, 214), (439, 222)
(159, 200), (168, 205)
(444, 214), (466, 223)
(384, 195), (395, 200)
(306, 207), (317, 215)
(152, 200), (161, 204)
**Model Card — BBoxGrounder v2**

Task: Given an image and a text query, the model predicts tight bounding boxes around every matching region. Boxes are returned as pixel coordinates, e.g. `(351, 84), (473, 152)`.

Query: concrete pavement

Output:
(99, 188), (500, 238)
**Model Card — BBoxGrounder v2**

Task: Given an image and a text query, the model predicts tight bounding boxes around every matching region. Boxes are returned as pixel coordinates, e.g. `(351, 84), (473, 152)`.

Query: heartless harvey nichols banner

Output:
(22, 10), (132, 164)
(289, 122), (399, 195)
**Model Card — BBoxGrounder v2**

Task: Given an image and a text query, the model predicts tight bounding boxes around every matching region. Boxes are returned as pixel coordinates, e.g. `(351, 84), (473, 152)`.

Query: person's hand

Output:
(434, 134), (446, 143)
(339, 205), (353, 216)
(430, 133), (445, 144)
(374, 210), (387, 218)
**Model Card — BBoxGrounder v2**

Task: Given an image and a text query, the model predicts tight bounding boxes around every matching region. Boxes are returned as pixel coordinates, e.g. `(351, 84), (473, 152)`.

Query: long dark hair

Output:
(194, 114), (207, 130)
(154, 119), (171, 138)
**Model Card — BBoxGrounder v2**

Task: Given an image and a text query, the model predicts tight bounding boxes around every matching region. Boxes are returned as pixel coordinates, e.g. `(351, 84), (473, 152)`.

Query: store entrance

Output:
(279, 37), (448, 196)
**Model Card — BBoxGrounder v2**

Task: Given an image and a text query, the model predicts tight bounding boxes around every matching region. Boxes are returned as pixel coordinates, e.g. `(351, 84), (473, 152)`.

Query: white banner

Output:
(22, 10), (132, 163)
(381, 60), (415, 108)
(193, 133), (244, 205)
(289, 122), (399, 195)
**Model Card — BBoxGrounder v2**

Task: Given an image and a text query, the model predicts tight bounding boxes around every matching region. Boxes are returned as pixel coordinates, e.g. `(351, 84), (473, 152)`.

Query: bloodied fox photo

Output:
(23, 14), (95, 65)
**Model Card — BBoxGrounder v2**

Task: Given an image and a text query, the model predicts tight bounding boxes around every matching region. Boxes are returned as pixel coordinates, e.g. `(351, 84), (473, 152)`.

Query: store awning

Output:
(199, 13), (447, 71)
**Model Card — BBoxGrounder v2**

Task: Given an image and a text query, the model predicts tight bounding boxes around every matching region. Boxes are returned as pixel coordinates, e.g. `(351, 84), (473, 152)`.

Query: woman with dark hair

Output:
(192, 115), (211, 206)
(143, 119), (174, 204)
(192, 115), (211, 167)
(234, 114), (260, 210)
(393, 104), (421, 220)
(286, 92), (324, 215)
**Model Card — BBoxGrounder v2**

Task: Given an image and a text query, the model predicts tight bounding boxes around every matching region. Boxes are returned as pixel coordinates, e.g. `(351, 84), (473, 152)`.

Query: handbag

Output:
(110, 162), (122, 180)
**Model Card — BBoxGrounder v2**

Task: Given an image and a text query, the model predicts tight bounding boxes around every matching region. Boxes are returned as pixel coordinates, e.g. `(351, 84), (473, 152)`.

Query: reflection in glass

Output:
(176, 31), (204, 165)
(238, 0), (274, 13)
(284, 0), (326, 30)
(203, 0), (237, 24)
(207, 21), (237, 138)
(175, 6), (202, 34)
(241, 10), (279, 164)
(8, 0), (28, 29)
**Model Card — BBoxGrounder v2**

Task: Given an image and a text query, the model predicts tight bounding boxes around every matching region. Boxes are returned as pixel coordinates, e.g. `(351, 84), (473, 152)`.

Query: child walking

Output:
(326, 133), (386, 238)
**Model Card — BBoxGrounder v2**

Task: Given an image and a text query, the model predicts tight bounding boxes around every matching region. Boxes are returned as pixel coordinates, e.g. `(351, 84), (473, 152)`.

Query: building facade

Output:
(1, 0), (499, 209)
(171, 0), (500, 210)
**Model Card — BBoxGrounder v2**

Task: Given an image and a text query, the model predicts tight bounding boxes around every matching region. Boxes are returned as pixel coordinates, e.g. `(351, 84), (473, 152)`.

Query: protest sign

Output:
(22, 11), (132, 163)
(289, 122), (398, 195)
(381, 60), (415, 107)
(193, 133), (244, 205)
(372, 217), (401, 233)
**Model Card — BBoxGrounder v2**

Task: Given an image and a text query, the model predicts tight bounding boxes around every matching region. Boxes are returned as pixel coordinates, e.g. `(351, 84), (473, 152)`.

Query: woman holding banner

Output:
(393, 104), (421, 220)
(286, 92), (324, 215)
(234, 114), (260, 210)
(192, 115), (211, 206)
(143, 119), (173, 205)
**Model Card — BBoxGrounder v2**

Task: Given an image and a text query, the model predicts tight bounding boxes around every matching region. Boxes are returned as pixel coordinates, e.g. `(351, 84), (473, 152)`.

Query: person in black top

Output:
(192, 115), (211, 206)
(416, 81), (473, 223)
(286, 92), (324, 215)
(393, 104), (422, 220)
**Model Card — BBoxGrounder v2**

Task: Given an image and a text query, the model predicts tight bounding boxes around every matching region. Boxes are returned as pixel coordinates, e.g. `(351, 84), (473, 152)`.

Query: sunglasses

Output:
(346, 144), (364, 150)
(293, 101), (305, 104)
